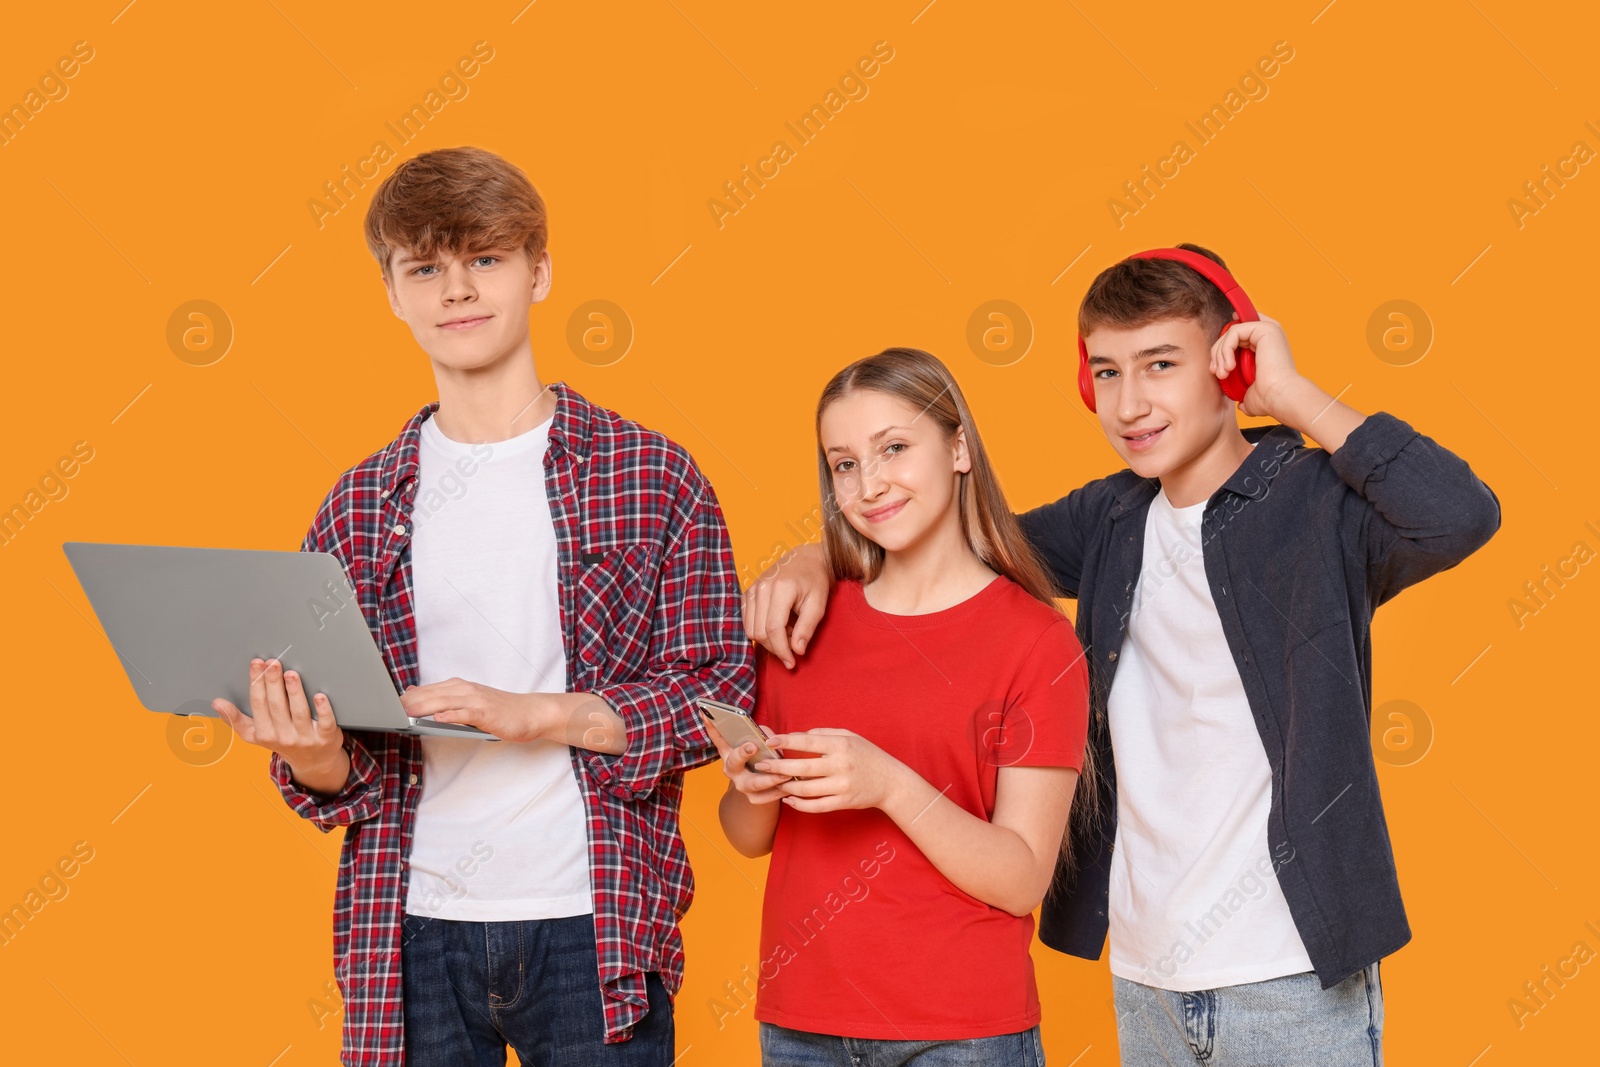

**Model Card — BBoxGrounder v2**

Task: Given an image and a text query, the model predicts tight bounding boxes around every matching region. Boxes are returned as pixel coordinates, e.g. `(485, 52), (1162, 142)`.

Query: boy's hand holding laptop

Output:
(213, 657), (349, 795)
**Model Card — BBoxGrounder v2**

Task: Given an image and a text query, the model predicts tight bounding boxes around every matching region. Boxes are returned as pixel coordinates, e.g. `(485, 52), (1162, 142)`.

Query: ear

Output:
(384, 276), (405, 320)
(952, 427), (972, 474)
(529, 249), (554, 305)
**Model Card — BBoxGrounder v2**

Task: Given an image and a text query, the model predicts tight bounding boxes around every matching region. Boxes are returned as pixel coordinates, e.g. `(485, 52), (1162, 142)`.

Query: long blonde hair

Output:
(814, 348), (1101, 864)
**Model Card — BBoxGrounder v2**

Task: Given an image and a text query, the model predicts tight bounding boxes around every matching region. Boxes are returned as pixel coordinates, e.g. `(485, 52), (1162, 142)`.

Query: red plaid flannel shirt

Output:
(268, 380), (755, 1065)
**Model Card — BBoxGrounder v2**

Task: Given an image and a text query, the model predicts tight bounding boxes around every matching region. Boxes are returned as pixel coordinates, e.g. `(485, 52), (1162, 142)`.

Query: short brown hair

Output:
(364, 146), (548, 282)
(1077, 242), (1235, 341)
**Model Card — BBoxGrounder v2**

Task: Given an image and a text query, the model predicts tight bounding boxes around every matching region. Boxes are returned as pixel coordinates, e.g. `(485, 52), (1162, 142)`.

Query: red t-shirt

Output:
(752, 574), (1090, 1040)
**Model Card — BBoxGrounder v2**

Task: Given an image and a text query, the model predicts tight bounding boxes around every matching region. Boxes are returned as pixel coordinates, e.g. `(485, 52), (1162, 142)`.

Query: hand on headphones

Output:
(1213, 313), (1297, 419)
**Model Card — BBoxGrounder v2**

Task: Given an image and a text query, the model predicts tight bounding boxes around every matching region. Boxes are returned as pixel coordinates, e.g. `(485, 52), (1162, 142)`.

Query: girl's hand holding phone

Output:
(704, 720), (792, 805)
(759, 729), (912, 814)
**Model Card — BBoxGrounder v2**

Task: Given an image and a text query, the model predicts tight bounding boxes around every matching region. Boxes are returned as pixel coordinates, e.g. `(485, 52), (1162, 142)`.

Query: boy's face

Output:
(1083, 315), (1237, 481)
(384, 244), (551, 372)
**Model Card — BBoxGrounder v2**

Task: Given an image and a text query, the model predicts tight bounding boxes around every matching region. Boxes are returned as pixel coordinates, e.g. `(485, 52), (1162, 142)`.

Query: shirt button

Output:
(394, 524), (407, 536)
(380, 489), (391, 499)
(408, 773), (418, 785)
(1108, 650), (1118, 662)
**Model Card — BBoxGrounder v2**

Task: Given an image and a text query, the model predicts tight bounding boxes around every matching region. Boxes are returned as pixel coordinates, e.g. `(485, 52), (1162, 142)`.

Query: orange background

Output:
(3, 1), (1596, 1063)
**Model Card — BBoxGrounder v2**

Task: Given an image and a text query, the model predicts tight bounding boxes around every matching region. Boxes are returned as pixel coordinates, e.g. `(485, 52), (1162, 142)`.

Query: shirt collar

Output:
(379, 379), (594, 498)
(1109, 422), (1306, 520)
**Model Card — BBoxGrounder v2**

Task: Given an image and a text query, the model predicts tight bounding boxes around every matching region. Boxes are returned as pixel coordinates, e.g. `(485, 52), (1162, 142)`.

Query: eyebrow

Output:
(825, 424), (914, 456)
(1087, 343), (1182, 365)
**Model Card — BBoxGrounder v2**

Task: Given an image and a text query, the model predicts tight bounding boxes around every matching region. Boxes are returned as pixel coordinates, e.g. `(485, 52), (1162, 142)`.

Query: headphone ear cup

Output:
(1220, 347), (1256, 403)
(1077, 337), (1097, 412)
(1216, 321), (1256, 403)
(1239, 346), (1256, 388)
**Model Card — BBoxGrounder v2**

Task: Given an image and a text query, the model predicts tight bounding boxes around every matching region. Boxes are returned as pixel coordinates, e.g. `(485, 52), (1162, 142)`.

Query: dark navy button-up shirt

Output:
(1021, 411), (1501, 989)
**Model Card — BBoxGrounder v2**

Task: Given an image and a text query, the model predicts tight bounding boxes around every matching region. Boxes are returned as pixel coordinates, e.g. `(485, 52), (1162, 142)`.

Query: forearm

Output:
(286, 748), (352, 797)
(1271, 376), (1366, 453)
(529, 692), (628, 754)
(880, 772), (1052, 916)
(719, 783), (780, 858)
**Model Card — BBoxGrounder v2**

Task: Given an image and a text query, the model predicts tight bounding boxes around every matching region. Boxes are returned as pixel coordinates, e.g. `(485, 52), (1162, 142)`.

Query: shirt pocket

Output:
(1269, 532), (1352, 653)
(572, 542), (662, 676)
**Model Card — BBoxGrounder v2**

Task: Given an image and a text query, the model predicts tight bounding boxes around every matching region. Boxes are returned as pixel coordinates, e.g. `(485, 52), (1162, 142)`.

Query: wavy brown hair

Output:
(364, 145), (548, 284)
(813, 347), (1101, 866)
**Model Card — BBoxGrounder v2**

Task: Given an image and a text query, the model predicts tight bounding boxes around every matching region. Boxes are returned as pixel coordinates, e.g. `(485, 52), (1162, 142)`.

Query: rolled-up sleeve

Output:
(268, 735), (385, 833)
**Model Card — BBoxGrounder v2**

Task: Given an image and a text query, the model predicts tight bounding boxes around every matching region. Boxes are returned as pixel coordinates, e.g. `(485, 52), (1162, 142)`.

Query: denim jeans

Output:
(1112, 964), (1383, 1066)
(759, 1021), (1046, 1066)
(400, 912), (675, 1066)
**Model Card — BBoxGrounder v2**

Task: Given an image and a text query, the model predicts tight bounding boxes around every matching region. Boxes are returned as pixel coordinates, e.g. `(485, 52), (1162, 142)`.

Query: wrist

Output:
(878, 760), (930, 821)
(1265, 375), (1326, 430)
(521, 693), (558, 744)
(289, 747), (350, 795)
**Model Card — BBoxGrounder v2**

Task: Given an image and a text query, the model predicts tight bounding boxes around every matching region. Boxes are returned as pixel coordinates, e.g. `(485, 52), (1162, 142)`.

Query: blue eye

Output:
(1095, 368), (1117, 380)
(474, 256), (498, 267)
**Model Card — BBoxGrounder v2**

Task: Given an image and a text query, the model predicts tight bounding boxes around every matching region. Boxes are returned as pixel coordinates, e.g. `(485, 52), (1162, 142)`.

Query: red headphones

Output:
(1076, 247), (1258, 412)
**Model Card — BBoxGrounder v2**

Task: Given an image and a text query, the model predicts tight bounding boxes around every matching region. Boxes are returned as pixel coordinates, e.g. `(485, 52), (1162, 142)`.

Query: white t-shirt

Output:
(402, 411), (593, 921)
(1106, 469), (1313, 991)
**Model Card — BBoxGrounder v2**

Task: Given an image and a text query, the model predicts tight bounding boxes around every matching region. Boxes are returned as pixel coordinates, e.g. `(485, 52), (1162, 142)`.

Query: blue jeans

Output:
(1112, 964), (1383, 1066)
(759, 1021), (1046, 1066)
(400, 912), (675, 1066)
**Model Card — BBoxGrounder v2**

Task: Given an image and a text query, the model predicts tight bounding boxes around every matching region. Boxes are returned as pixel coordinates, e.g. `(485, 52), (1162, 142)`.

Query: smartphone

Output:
(698, 698), (782, 772)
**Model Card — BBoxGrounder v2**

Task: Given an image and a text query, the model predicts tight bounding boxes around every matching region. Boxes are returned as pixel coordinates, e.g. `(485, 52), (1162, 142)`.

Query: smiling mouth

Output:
(862, 500), (907, 522)
(1123, 426), (1167, 451)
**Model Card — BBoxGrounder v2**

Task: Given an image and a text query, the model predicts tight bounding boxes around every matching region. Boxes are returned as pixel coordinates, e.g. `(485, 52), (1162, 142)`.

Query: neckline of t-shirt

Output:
(420, 410), (554, 460)
(842, 572), (1013, 631)
(1155, 441), (1259, 526)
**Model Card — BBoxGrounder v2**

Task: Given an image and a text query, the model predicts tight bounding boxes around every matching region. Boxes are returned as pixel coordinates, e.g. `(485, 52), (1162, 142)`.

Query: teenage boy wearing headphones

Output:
(740, 245), (1500, 1065)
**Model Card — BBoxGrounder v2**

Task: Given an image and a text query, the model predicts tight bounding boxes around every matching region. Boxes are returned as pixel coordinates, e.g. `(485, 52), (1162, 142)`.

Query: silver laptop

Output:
(62, 542), (499, 740)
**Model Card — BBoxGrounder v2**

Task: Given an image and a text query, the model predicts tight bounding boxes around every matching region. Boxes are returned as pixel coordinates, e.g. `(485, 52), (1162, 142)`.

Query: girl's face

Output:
(819, 388), (970, 555)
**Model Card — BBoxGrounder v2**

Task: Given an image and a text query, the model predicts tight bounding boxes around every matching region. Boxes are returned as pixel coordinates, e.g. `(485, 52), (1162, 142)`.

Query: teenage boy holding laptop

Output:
(213, 146), (753, 1067)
